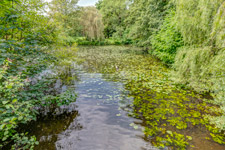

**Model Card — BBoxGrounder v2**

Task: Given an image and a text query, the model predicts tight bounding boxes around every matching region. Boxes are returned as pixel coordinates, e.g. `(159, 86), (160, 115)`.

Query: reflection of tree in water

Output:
(24, 63), (82, 150)
(55, 64), (80, 86)
(26, 106), (82, 150)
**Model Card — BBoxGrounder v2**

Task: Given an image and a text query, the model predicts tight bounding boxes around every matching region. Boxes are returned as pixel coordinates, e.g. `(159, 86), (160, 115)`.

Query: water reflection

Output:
(30, 66), (157, 150)
(29, 106), (80, 150)
(74, 46), (225, 150)
(54, 71), (156, 150)
(30, 46), (225, 150)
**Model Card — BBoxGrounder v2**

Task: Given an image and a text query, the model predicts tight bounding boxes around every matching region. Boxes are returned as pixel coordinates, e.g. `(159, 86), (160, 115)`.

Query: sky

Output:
(77, 0), (99, 6)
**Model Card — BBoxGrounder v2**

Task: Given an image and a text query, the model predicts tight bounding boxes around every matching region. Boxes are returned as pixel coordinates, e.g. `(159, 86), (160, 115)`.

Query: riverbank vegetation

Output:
(1, 0), (225, 149)
(95, 0), (225, 143)
(0, 0), (77, 149)
(76, 46), (225, 149)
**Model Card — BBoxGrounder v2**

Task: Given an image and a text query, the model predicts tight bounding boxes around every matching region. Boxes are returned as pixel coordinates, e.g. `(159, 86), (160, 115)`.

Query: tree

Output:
(80, 7), (104, 40)
(0, 0), (54, 44)
(48, 0), (82, 44)
(173, 0), (225, 46)
(98, 0), (128, 38)
(125, 0), (170, 46)
(173, 0), (225, 130)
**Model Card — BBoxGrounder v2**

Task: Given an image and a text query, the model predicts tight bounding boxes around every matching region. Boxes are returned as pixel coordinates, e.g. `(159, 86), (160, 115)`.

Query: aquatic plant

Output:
(76, 46), (225, 149)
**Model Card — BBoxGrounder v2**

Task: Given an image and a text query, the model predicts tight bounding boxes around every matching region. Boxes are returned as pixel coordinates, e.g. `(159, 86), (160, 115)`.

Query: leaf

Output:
(2, 101), (8, 105)
(116, 113), (121, 116)
(133, 125), (139, 130)
(12, 99), (17, 103)
(7, 84), (13, 89)
(166, 130), (173, 135)
(0, 49), (6, 52)
(186, 136), (192, 141)
(9, 15), (18, 19)
(2, 136), (7, 141)
(18, 116), (23, 121)
(129, 123), (134, 127)
(0, 124), (6, 130)
(35, 141), (39, 145)
(4, 130), (9, 135)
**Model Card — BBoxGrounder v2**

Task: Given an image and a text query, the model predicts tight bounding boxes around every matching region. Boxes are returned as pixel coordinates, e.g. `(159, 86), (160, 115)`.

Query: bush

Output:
(151, 10), (184, 64)
(0, 54), (77, 149)
(0, 60), (38, 149)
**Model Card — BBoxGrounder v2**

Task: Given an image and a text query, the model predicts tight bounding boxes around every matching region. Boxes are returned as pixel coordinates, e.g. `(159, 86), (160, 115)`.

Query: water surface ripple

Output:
(32, 70), (157, 150)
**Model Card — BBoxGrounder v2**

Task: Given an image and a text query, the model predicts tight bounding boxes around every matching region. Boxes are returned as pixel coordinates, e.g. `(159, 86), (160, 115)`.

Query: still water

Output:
(30, 72), (156, 150)
(29, 46), (225, 150)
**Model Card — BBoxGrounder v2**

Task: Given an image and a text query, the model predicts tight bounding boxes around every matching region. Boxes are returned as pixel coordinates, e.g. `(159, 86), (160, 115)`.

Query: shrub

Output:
(0, 60), (38, 149)
(151, 10), (184, 64)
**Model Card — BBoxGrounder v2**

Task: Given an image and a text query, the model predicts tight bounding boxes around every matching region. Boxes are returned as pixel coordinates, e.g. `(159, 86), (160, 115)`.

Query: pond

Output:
(29, 46), (225, 150)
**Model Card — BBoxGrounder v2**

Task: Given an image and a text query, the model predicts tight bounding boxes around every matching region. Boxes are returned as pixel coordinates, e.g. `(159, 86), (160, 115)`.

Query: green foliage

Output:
(0, 0), (223, 148)
(49, 0), (81, 45)
(52, 44), (77, 62)
(151, 10), (184, 64)
(75, 37), (106, 46)
(155, 132), (190, 149)
(0, 56), (77, 149)
(0, 0), (56, 45)
(0, 60), (38, 149)
(174, 47), (213, 91)
(173, 0), (225, 46)
(97, 0), (172, 46)
(125, 0), (171, 46)
(211, 1), (225, 47)
(11, 133), (39, 150)
(41, 90), (77, 107)
(80, 7), (104, 41)
(172, 0), (225, 131)
(0, 0), (77, 149)
(174, 47), (225, 130)
(74, 37), (132, 46)
(98, 0), (128, 38)
(76, 46), (225, 149)
(49, 0), (106, 43)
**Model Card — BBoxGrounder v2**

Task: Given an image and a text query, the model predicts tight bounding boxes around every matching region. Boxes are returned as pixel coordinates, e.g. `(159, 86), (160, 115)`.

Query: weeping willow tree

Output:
(173, 0), (225, 46)
(173, 0), (225, 129)
(80, 7), (104, 41)
(211, 1), (225, 48)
